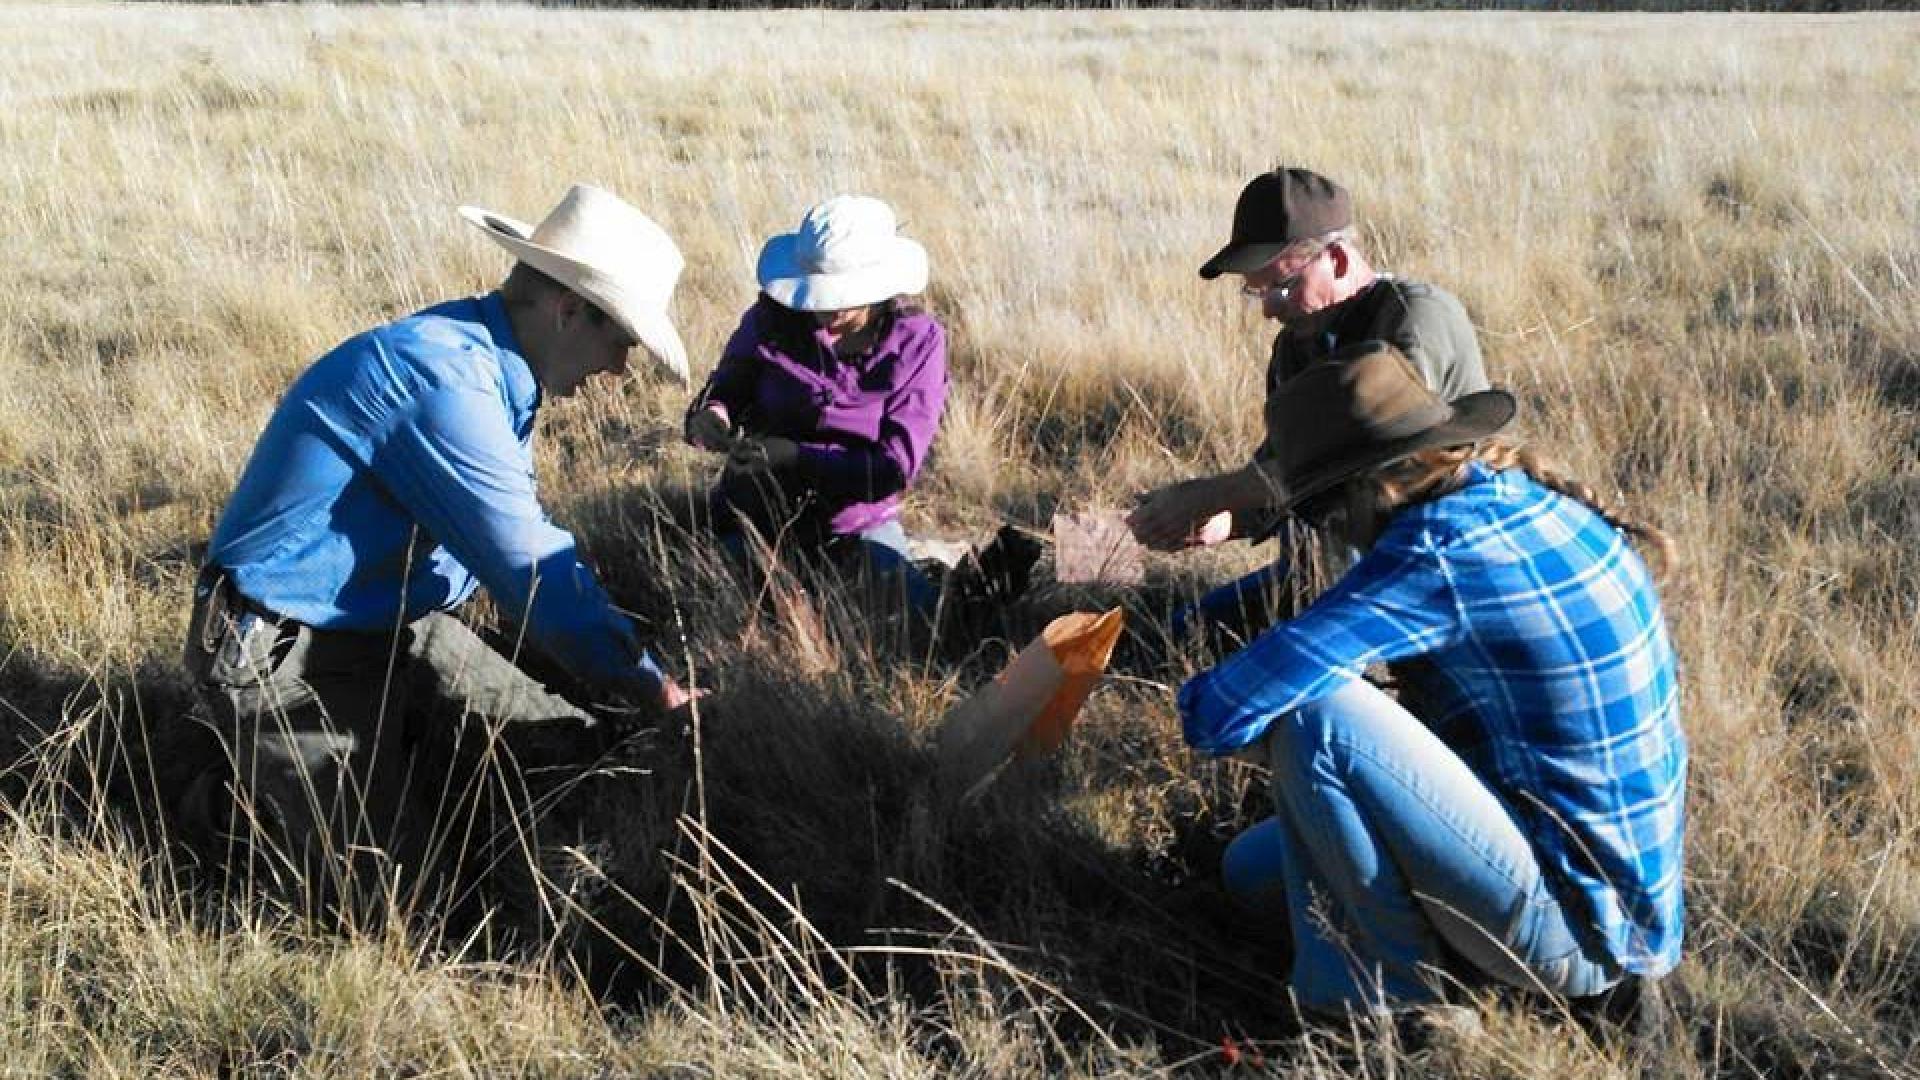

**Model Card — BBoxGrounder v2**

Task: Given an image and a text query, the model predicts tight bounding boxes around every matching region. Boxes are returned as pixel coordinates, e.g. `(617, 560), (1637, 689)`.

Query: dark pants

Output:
(178, 574), (604, 921)
(719, 519), (938, 626)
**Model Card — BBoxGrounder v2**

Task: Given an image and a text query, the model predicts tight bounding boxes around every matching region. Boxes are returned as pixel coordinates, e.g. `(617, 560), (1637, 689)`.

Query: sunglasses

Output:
(1239, 243), (1329, 302)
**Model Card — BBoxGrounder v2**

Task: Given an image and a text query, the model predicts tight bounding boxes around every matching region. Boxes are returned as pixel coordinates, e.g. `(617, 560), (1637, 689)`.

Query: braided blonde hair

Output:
(1358, 438), (1674, 581)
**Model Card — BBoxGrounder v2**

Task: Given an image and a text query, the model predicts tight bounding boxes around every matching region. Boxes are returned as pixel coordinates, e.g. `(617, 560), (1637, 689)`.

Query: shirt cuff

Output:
(1178, 669), (1256, 757)
(632, 647), (667, 696)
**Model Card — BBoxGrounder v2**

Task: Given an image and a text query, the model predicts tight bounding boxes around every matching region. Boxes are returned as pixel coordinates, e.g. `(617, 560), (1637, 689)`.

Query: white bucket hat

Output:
(459, 183), (689, 383)
(755, 195), (929, 312)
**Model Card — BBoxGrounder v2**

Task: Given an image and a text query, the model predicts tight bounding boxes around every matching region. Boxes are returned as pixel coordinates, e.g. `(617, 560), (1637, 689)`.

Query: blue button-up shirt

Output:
(1179, 463), (1686, 975)
(207, 292), (662, 695)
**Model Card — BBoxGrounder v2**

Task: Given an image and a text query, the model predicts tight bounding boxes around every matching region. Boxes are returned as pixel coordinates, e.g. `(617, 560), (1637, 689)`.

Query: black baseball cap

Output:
(1198, 167), (1353, 280)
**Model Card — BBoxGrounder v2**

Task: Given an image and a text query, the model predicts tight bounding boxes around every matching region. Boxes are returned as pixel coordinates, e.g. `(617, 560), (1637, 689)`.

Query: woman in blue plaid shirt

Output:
(1178, 343), (1685, 1026)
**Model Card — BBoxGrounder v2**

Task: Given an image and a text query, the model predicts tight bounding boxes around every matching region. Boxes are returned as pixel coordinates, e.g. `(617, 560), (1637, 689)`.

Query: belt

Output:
(195, 566), (299, 632)
(195, 567), (412, 644)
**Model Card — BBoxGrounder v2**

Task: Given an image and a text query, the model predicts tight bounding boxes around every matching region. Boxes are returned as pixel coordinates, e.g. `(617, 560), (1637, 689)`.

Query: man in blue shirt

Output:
(1179, 343), (1684, 1035)
(178, 184), (694, 912)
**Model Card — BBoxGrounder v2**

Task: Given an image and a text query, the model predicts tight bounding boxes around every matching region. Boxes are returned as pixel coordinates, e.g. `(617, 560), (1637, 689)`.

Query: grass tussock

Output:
(3, 5), (1920, 1077)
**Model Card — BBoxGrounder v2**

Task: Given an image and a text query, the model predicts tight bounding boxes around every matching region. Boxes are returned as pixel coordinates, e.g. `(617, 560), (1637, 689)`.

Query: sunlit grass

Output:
(2, 6), (1919, 1077)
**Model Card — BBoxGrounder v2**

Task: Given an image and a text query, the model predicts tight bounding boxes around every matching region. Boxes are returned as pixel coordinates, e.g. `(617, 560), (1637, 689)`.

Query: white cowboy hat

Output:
(755, 195), (929, 312)
(459, 183), (689, 383)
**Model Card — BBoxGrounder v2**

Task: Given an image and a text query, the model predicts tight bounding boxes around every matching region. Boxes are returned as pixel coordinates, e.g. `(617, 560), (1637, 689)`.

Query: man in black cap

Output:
(1127, 167), (1488, 646)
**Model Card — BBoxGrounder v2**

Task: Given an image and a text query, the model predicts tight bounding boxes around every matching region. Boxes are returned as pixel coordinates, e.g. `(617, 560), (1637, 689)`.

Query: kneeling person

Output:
(685, 195), (948, 622)
(1130, 167), (1487, 649)
(1179, 343), (1685, 1021)
(180, 184), (693, 910)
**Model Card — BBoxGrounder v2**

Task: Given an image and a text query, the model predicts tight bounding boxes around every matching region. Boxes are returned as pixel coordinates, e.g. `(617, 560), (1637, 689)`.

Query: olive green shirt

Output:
(1242, 276), (1487, 538)
(1264, 275), (1487, 411)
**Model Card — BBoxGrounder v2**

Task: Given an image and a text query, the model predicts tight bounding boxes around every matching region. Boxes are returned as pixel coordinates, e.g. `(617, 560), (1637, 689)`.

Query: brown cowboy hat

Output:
(1267, 342), (1516, 511)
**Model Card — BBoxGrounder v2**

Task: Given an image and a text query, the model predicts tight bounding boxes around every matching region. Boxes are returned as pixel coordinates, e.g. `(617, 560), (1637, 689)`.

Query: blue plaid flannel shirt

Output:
(1179, 462), (1686, 975)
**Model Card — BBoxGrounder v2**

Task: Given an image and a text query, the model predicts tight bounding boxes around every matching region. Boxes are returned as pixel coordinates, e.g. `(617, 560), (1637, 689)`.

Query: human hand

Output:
(685, 407), (734, 452)
(1125, 478), (1226, 552)
(599, 672), (706, 729)
(658, 673), (704, 712)
(725, 436), (799, 476)
(593, 673), (709, 766)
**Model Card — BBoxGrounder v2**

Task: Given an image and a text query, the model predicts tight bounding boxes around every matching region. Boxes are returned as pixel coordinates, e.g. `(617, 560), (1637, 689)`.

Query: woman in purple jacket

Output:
(685, 195), (948, 618)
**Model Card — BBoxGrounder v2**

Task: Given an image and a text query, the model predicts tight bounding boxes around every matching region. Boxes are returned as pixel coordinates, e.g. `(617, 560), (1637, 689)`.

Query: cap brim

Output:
(1198, 240), (1292, 281)
(1284, 389), (1518, 509)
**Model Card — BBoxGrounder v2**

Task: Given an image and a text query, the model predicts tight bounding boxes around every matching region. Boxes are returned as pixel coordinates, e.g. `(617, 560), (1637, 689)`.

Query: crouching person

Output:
(684, 195), (947, 629)
(177, 185), (694, 920)
(1178, 343), (1685, 1036)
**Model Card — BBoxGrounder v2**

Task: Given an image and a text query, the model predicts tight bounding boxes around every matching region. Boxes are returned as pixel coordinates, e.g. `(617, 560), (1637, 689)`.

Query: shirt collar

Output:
(477, 290), (542, 417)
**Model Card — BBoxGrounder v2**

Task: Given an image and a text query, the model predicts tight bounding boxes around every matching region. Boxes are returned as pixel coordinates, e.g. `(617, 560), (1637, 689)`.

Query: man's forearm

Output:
(1212, 461), (1290, 541)
(1130, 461), (1289, 552)
(1211, 460), (1289, 515)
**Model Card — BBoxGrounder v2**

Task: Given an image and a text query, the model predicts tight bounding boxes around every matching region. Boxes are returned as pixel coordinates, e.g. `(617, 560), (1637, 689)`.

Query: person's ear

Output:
(1327, 241), (1351, 279)
(552, 289), (589, 332)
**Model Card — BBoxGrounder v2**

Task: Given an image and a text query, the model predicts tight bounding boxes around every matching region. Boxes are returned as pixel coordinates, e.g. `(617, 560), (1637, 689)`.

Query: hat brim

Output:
(1283, 389), (1518, 510)
(460, 206), (689, 384)
(1198, 240), (1293, 281)
(755, 232), (929, 312)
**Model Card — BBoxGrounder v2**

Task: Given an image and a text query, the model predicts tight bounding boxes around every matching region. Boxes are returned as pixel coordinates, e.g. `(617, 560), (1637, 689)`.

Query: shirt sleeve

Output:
(688, 306), (767, 424)
(1177, 528), (1465, 756)
(1383, 288), (1488, 402)
(792, 320), (948, 501)
(371, 384), (663, 698)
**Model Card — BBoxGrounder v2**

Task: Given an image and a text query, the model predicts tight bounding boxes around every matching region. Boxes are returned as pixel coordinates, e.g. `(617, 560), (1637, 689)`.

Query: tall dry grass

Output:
(3, 5), (1919, 1076)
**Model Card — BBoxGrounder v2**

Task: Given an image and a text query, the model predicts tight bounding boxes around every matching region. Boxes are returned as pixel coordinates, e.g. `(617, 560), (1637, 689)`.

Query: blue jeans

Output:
(846, 520), (938, 617)
(1221, 678), (1621, 1014)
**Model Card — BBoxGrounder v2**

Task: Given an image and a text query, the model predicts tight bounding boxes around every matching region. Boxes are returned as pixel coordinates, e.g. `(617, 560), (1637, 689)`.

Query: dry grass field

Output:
(3, 4), (1920, 1076)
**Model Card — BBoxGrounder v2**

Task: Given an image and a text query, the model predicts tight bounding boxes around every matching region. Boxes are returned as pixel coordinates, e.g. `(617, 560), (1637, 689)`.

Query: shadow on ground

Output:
(0, 521), (1299, 1067)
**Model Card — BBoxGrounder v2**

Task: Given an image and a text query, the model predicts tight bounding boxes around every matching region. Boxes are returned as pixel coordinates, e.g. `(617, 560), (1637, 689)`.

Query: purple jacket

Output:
(691, 297), (948, 539)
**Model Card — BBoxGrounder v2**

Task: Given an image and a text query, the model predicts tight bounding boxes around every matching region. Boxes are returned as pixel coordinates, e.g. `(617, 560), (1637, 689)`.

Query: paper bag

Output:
(936, 608), (1126, 795)
(1051, 511), (1145, 585)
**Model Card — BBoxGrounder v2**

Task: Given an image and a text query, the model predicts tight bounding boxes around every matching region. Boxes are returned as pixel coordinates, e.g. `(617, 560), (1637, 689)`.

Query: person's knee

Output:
(1221, 818), (1290, 913)
(1271, 679), (1406, 771)
(1268, 698), (1339, 775)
